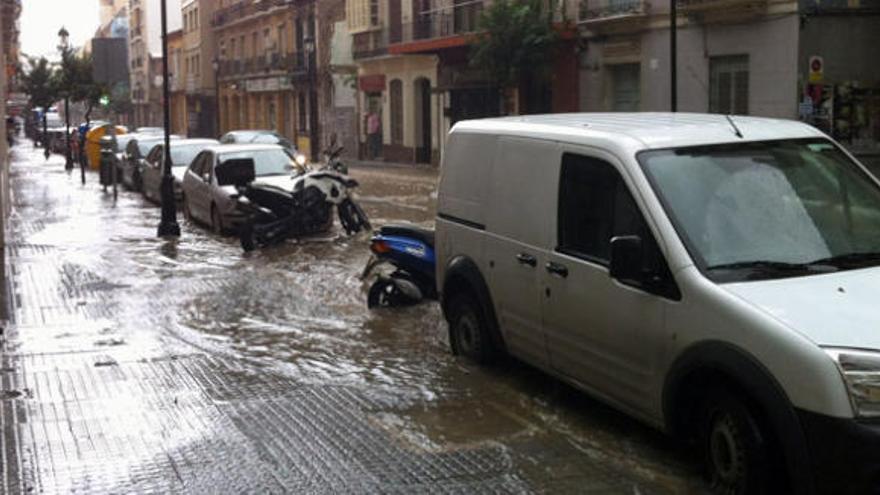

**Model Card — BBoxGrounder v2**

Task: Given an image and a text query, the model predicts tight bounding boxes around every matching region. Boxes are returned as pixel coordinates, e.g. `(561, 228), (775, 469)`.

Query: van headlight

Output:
(825, 348), (880, 418)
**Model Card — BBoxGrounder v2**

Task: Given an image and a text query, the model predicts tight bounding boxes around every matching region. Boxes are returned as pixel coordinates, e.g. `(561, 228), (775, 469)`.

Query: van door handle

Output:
(545, 261), (569, 278)
(516, 253), (537, 267)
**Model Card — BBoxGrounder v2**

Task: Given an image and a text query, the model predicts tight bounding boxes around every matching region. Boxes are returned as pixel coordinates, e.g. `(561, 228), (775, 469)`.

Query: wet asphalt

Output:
(0, 138), (707, 493)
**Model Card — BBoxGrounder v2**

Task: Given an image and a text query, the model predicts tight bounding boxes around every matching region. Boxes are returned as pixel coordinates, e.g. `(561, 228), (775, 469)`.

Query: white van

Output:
(435, 113), (880, 494)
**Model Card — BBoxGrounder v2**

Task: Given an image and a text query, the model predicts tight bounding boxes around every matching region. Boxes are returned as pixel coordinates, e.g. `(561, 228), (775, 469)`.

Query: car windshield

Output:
(218, 149), (294, 177)
(171, 143), (214, 167)
(116, 135), (135, 149)
(138, 140), (162, 155)
(639, 138), (880, 282)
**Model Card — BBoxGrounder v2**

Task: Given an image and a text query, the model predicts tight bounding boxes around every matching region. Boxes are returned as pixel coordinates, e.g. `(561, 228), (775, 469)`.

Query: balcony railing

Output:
(211, 0), (290, 28)
(580, 0), (648, 21)
(352, 29), (388, 60)
(390, 1), (484, 45)
(217, 52), (307, 78)
(677, 0), (768, 12)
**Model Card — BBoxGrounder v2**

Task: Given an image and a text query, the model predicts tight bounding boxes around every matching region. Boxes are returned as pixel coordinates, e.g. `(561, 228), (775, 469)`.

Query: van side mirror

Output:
(609, 235), (643, 282)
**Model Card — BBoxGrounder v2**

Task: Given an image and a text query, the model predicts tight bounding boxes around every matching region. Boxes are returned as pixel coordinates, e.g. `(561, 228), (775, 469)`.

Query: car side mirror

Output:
(609, 235), (643, 282)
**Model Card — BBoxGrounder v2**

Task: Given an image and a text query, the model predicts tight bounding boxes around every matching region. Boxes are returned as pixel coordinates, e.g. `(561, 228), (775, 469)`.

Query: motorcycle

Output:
(219, 146), (371, 252)
(361, 224), (436, 308)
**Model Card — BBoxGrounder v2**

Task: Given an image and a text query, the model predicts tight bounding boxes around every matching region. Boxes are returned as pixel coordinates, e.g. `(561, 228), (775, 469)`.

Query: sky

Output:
(19, 0), (100, 60)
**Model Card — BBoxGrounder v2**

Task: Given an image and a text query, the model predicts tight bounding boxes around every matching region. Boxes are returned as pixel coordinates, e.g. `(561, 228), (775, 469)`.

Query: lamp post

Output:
(670, 0), (677, 112)
(58, 27), (74, 172)
(304, 34), (319, 162)
(212, 57), (220, 137)
(157, 0), (180, 238)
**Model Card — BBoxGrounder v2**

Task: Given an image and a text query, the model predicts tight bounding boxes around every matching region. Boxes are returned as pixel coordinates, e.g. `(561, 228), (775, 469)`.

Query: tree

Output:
(20, 56), (59, 147)
(469, 0), (560, 115)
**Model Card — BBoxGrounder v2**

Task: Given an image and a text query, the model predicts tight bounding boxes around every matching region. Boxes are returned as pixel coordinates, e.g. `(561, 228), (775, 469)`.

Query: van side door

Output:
(484, 137), (560, 369)
(542, 150), (676, 416)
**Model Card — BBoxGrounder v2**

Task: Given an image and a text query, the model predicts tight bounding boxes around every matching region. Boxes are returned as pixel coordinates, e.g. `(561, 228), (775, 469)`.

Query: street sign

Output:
(809, 56), (824, 84)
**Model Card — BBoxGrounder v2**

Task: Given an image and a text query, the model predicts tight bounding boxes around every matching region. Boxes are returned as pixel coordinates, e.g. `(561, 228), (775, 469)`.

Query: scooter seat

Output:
(379, 224), (435, 249)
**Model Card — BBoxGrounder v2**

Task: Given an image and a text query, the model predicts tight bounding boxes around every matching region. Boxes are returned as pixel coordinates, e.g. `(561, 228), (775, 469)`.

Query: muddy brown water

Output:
(7, 142), (707, 493)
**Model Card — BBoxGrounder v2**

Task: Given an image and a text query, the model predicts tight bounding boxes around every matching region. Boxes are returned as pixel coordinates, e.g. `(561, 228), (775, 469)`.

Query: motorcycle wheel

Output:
(367, 279), (404, 308)
(240, 223), (257, 252)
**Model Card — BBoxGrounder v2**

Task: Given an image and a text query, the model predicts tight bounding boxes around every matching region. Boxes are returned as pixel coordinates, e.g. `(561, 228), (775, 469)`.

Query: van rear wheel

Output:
(700, 389), (771, 494)
(447, 293), (494, 364)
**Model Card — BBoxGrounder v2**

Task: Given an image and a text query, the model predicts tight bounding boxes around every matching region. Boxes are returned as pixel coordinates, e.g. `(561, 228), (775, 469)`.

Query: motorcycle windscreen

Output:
(215, 158), (256, 187)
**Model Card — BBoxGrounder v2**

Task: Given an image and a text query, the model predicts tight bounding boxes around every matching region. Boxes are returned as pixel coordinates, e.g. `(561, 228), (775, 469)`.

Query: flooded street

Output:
(1, 139), (707, 493)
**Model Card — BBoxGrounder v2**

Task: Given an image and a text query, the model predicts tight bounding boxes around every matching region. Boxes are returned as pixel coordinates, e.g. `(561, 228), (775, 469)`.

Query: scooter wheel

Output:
(367, 279), (402, 308)
(240, 223), (257, 252)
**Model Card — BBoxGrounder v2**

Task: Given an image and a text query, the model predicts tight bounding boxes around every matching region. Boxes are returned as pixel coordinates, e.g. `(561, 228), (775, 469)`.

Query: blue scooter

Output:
(362, 224), (436, 308)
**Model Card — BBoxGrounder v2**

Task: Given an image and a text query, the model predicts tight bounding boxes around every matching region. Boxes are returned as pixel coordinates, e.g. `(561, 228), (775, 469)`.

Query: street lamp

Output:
(58, 27), (74, 173)
(303, 35), (319, 162)
(212, 57), (220, 137)
(157, 0), (180, 238)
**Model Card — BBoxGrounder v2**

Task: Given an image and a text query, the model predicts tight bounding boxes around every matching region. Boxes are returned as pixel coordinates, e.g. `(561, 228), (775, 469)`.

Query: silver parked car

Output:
(181, 144), (300, 234)
(142, 138), (219, 204)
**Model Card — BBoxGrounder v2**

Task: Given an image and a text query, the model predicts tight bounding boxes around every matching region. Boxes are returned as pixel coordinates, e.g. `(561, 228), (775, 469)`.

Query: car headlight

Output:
(295, 153), (307, 166)
(825, 348), (880, 418)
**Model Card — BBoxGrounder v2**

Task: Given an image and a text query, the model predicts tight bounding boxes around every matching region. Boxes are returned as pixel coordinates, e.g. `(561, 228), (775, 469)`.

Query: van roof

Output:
(451, 113), (826, 150)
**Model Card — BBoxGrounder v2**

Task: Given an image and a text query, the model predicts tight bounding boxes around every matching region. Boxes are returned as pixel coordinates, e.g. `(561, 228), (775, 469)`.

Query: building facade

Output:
(348, 0), (580, 165)
(1, 0), (21, 246)
(168, 29), (187, 134)
(214, 0), (356, 159)
(182, 0), (218, 138)
(129, 0), (182, 128)
(576, 0), (880, 149)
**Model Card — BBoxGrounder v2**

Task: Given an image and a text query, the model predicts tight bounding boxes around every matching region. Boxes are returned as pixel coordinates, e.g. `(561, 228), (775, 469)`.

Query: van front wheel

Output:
(700, 389), (771, 494)
(447, 293), (494, 364)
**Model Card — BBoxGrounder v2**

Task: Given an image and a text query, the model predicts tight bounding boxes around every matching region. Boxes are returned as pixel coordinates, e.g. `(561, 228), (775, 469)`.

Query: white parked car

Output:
(141, 138), (219, 204)
(436, 113), (880, 494)
(181, 144), (300, 234)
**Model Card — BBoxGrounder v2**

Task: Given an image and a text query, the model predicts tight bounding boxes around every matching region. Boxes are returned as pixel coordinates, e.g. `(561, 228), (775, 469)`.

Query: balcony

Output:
(579, 0), (649, 32)
(211, 0), (291, 28)
(389, 1), (484, 54)
(217, 52), (307, 80)
(677, 0), (768, 14)
(352, 29), (388, 60)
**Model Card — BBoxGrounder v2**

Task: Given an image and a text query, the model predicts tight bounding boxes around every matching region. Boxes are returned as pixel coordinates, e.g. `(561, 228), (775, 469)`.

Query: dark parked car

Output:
(120, 134), (181, 191)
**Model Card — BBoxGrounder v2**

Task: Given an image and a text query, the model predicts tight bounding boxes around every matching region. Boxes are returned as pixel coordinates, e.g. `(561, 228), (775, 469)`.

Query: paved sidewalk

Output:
(0, 140), (703, 493)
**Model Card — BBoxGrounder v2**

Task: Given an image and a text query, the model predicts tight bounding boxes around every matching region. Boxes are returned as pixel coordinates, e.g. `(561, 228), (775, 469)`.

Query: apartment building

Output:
(213, 0), (354, 159)
(1, 0), (21, 246)
(349, 0), (580, 165)
(168, 29), (187, 134)
(577, 0), (880, 148)
(129, 0), (183, 128)
(182, 0), (218, 137)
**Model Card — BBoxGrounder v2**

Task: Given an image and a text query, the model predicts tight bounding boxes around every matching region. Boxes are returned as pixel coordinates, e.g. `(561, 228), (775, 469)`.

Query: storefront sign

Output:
(359, 75), (386, 92)
(809, 56), (824, 84)
(246, 77), (293, 93)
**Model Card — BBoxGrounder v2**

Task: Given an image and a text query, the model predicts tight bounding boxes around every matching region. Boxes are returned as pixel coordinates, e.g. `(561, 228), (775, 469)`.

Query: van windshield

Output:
(639, 139), (880, 282)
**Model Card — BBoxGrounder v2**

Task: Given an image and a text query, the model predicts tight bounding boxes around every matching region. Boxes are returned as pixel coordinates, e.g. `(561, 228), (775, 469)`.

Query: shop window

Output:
(390, 79), (403, 145)
(710, 55), (749, 115)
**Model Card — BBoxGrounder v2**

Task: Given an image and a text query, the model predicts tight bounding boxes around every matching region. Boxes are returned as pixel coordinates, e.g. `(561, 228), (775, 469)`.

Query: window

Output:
(610, 63), (640, 112)
(558, 153), (648, 264)
(710, 55), (749, 115)
(298, 93), (308, 132)
(390, 79), (403, 144)
(230, 38), (236, 60)
(558, 153), (672, 292)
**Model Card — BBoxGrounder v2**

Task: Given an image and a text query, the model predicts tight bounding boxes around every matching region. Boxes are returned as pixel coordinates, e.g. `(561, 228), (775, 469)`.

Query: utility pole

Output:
(670, 0), (678, 112)
(157, 0), (180, 238)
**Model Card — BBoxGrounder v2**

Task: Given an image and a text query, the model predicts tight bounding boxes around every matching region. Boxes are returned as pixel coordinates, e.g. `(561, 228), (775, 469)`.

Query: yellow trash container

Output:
(86, 124), (128, 170)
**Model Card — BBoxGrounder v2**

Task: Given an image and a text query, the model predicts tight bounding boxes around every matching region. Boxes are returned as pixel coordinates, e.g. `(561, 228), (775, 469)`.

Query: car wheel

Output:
(700, 389), (771, 494)
(447, 292), (495, 364)
(211, 204), (224, 235)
